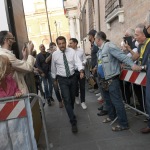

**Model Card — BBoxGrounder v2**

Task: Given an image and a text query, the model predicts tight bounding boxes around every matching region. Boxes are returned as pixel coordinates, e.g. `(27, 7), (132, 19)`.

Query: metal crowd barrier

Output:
(120, 68), (148, 117)
(110, 68), (148, 126)
(0, 93), (50, 150)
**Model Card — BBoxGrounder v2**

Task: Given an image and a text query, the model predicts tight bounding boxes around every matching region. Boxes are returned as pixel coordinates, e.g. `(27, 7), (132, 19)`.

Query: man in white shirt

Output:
(69, 38), (87, 109)
(51, 36), (84, 133)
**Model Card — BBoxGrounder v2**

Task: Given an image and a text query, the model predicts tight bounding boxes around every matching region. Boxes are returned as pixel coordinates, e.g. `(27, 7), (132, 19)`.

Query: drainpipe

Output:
(97, 0), (100, 30)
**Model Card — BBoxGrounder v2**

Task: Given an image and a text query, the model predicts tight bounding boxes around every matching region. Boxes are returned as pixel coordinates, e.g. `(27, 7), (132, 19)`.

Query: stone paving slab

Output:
(38, 90), (150, 150)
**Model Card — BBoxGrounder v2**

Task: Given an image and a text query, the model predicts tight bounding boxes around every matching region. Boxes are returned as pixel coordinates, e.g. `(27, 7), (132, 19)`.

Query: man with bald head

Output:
(36, 44), (54, 106)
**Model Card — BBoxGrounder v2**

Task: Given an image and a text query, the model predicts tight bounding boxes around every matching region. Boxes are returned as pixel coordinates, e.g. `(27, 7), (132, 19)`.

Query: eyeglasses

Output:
(5, 37), (15, 41)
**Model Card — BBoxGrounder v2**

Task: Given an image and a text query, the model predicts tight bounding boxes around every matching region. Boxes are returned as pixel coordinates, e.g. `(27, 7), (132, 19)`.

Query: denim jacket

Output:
(101, 42), (134, 80)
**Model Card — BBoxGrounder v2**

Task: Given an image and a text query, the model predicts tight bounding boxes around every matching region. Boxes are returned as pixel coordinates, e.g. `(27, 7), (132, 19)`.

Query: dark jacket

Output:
(36, 52), (51, 75)
(91, 43), (99, 68)
(138, 41), (150, 69)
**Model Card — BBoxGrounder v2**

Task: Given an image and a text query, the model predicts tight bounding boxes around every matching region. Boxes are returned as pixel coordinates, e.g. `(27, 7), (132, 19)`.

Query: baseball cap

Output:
(88, 29), (97, 37)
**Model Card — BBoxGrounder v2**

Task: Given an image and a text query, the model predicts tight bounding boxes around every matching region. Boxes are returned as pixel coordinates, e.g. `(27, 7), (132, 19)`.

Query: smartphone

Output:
(123, 36), (133, 49)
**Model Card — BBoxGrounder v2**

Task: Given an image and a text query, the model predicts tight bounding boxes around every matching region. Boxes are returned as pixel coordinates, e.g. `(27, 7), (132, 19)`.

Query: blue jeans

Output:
(42, 72), (53, 99)
(102, 78), (128, 128)
(97, 73), (107, 111)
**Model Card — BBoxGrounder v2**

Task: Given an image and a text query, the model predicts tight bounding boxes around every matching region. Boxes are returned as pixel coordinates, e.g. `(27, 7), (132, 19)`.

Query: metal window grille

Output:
(105, 0), (122, 18)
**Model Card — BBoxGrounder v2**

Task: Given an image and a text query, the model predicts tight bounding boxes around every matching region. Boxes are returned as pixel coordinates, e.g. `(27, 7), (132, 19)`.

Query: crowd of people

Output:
(1, 12), (150, 137)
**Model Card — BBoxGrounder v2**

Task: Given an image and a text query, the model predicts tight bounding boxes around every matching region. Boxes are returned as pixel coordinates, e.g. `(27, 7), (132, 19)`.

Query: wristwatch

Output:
(141, 65), (146, 70)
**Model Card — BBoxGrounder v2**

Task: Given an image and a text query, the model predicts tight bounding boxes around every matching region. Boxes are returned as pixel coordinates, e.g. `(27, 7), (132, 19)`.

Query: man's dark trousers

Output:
(75, 70), (85, 102)
(57, 74), (77, 125)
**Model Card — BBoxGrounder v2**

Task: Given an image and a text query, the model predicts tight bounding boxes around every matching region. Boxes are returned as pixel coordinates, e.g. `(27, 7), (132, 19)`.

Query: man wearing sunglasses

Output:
(0, 30), (35, 93)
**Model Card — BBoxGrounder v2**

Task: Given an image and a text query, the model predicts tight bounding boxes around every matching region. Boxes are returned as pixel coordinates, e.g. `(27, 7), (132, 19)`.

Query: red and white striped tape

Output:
(0, 99), (26, 121)
(120, 69), (146, 86)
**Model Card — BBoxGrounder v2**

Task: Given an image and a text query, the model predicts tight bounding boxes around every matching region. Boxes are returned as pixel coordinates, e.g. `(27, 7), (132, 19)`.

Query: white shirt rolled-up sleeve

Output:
(74, 53), (84, 71)
(51, 53), (57, 79)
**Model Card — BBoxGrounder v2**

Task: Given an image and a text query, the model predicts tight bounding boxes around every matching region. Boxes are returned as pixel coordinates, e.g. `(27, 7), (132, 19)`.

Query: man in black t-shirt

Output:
(36, 44), (54, 106)
(88, 29), (99, 92)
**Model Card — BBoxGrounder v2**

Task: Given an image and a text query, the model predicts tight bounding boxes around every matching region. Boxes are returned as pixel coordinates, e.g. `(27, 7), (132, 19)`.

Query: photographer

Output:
(0, 30), (35, 94)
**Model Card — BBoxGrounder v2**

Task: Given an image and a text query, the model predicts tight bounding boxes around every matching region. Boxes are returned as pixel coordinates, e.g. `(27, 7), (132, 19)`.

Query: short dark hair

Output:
(56, 36), (66, 44)
(88, 29), (97, 37)
(0, 30), (8, 46)
(49, 42), (56, 47)
(70, 38), (78, 44)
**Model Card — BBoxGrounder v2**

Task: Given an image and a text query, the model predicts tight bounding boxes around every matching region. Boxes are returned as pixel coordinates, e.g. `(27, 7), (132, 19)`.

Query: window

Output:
(105, 0), (122, 18)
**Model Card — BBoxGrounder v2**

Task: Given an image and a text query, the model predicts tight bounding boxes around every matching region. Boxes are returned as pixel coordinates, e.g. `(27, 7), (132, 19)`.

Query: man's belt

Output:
(57, 73), (75, 79)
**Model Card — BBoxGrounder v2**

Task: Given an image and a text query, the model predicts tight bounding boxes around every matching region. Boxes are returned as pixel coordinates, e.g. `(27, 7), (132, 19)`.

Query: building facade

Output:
(25, 0), (70, 51)
(63, 0), (150, 54)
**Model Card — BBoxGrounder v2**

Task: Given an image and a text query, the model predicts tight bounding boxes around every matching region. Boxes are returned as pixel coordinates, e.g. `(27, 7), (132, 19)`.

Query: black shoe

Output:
(50, 97), (55, 102)
(47, 99), (52, 106)
(97, 110), (108, 116)
(98, 106), (103, 111)
(72, 124), (78, 133)
(43, 103), (45, 107)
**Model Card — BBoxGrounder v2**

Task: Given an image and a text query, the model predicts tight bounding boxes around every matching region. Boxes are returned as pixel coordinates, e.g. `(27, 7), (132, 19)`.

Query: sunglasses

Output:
(5, 36), (15, 41)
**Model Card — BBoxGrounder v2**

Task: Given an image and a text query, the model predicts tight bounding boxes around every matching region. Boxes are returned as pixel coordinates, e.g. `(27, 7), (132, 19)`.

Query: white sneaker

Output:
(81, 102), (87, 109)
(96, 93), (101, 97)
(97, 95), (102, 101)
(75, 97), (80, 104)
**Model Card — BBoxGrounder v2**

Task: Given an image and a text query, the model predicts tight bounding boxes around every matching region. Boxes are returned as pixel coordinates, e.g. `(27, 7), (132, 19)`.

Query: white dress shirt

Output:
(74, 48), (87, 70)
(51, 47), (83, 78)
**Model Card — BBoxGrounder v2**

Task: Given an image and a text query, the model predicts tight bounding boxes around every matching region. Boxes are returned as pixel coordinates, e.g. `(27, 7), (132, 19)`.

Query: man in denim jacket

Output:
(95, 31), (141, 131)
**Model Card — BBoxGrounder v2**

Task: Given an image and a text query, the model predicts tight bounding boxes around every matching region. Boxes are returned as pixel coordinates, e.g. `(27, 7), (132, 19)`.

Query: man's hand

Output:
(41, 73), (45, 77)
(80, 72), (84, 79)
(45, 54), (52, 63)
(33, 68), (40, 74)
(15, 91), (22, 98)
(124, 43), (132, 52)
(120, 63), (125, 70)
(53, 79), (58, 86)
(92, 67), (97, 75)
(131, 64), (142, 72)
(27, 41), (34, 55)
(22, 47), (28, 60)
